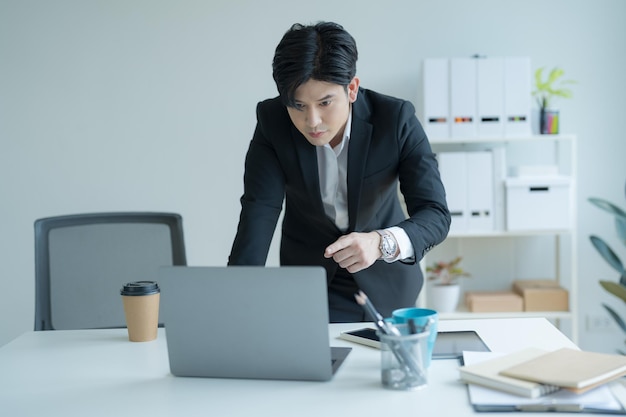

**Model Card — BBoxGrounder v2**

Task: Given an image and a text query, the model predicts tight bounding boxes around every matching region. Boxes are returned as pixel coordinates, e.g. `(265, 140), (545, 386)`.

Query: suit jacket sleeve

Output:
(227, 101), (287, 265)
(395, 99), (450, 261)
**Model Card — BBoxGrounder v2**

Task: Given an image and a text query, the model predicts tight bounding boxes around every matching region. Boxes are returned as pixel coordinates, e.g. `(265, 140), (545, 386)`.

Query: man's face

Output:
(287, 77), (359, 148)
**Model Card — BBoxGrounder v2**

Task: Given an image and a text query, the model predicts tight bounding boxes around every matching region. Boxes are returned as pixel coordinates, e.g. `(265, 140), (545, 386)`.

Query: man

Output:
(228, 22), (450, 321)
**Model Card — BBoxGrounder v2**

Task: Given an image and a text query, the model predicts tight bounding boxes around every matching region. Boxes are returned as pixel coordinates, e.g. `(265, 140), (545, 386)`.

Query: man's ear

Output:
(348, 76), (360, 103)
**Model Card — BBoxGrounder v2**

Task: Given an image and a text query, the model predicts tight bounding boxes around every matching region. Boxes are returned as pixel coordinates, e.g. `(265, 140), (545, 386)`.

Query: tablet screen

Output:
(339, 328), (490, 360)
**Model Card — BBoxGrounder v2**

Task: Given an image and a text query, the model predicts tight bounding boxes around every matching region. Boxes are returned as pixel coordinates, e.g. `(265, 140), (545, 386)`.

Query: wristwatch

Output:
(376, 230), (398, 260)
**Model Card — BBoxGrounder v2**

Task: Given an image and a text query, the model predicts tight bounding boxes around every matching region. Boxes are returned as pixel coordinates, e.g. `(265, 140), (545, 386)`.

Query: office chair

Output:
(34, 212), (186, 331)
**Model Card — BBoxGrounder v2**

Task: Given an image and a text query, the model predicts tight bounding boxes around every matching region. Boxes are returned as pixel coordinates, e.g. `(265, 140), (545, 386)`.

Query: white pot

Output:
(429, 284), (461, 313)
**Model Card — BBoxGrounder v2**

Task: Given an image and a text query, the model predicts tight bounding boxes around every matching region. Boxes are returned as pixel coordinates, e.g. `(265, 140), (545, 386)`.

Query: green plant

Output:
(426, 256), (470, 286)
(589, 181), (626, 353)
(533, 66), (576, 110)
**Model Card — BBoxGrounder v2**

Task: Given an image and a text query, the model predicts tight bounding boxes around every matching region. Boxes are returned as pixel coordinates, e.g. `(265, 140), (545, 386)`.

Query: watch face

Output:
(382, 235), (396, 256)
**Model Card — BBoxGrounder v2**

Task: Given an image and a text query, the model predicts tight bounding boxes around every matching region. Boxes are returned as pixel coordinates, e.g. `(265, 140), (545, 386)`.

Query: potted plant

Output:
(588, 180), (626, 354)
(426, 256), (470, 313)
(532, 66), (576, 134)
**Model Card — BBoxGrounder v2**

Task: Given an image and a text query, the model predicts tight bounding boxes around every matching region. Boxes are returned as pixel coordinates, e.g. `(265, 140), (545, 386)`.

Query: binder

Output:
(466, 151), (494, 231)
(449, 57), (477, 138)
(491, 147), (507, 231)
(477, 57), (505, 137)
(437, 152), (467, 232)
(422, 58), (450, 140)
(503, 57), (531, 137)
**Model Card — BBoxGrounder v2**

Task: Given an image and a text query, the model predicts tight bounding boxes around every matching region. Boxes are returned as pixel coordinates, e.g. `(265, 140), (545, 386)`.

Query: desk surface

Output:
(0, 318), (599, 417)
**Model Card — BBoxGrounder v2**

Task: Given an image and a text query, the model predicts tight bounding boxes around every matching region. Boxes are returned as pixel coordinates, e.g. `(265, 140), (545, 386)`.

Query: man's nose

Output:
(305, 108), (321, 128)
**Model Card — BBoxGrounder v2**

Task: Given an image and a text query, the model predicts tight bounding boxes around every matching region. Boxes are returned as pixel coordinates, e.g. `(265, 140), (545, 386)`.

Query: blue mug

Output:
(389, 308), (438, 367)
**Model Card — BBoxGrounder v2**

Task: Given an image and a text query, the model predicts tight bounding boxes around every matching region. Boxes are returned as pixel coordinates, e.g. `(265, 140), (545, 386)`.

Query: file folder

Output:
(477, 57), (505, 137)
(437, 151), (468, 232)
(467, 151), (494, 231)
(450, 58), (477, 138)
(504, 57), (531, 137)
(422, 58), (450, 140)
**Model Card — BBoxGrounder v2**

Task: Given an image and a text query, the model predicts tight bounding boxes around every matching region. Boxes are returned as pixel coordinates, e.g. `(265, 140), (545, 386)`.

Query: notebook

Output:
(157, 265), (351, 382)
(500, 347), (626, 393)
(459, 348), (561, 398)
(463, 350), (626, 414)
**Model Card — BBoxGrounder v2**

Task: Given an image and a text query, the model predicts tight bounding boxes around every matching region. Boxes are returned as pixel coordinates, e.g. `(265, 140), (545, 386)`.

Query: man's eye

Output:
(293, 103), (305, 111)
(320, 100), (331, 107)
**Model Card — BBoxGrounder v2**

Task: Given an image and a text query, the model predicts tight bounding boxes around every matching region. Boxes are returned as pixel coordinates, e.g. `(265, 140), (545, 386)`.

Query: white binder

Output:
(491, 147), (507, 231)
(438, 152), (468, 232)
(467, 151), (495, 231)
(477, 57), (505, 137)
(422, 58), (450, 140)
(504, 57), (531, 137)
(450, 58), (477, 138)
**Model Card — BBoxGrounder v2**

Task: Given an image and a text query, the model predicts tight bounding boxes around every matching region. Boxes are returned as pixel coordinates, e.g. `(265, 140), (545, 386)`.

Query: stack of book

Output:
(459, 347), (626, 398)
(459, 348), (626, 413)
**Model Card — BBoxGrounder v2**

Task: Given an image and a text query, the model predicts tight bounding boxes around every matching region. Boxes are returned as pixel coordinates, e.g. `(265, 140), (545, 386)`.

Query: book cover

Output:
(500, 348), (626, 391)
(459, 348), (560, 398)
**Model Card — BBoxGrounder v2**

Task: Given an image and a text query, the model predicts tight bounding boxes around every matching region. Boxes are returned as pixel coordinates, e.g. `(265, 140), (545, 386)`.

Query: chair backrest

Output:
(34, 212), (186, 331)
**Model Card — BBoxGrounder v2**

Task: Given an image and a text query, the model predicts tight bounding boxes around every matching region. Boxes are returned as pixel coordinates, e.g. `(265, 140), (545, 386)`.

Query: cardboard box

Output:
(512, 279), (569, 311)
(465, 291), (524, 313)
(505, 176), (572, 230)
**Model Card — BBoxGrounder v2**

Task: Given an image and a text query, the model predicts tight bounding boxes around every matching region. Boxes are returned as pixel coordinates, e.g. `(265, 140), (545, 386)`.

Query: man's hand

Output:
(324, 231), (381, 273)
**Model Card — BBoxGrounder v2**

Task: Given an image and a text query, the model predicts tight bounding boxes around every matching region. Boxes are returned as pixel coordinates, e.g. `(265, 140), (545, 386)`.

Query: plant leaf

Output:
(588, 197), (626, 220)
(617, 216), (626, 245)
(590, 235), (625, 273)
(600, 281), (626, 303)
(602, 303), (626, 333)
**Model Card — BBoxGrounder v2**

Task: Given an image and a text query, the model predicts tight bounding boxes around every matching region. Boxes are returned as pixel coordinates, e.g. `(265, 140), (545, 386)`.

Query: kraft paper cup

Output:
(120, 281), (160, 342)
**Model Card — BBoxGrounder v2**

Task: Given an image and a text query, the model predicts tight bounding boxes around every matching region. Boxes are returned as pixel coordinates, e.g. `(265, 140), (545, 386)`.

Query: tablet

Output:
(339, 328), (490, 360)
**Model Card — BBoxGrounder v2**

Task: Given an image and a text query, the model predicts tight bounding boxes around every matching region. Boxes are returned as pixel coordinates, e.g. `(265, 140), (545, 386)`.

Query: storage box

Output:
(465, 291), (524, 313)
(512, 279), (569, 311)
(505, 176), (571, 230)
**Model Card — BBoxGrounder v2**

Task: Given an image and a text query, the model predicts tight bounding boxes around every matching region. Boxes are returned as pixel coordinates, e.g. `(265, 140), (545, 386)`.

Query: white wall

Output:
(1, 0), (625, 351)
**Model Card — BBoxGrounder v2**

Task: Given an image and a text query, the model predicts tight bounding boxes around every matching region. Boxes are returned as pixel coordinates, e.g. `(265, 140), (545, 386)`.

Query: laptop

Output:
(157, 266), (351, 381)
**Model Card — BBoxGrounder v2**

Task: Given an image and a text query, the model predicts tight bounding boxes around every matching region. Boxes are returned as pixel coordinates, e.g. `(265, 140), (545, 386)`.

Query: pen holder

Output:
(377, 324), (430, 391)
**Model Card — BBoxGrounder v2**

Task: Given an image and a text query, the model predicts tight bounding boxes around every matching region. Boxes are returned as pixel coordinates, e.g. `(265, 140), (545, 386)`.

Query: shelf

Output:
(438, 310), (573, 321)
(422, 133), (578, 342)
(429, 133), (576, 145)
(446, 229), (572, 238)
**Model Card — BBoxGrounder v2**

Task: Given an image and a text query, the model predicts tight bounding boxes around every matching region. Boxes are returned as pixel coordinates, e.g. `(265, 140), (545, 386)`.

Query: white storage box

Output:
(505, 176), (572, 230)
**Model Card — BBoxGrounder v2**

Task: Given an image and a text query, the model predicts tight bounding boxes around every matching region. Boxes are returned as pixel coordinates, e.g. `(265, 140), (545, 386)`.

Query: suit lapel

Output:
(291, 91), (374, 232)
(292, 124), (324, 211)
(347, 96), (373, 231)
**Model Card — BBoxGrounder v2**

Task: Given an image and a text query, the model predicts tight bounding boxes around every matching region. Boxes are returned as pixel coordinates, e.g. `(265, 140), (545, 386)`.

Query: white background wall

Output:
(1, 0), (625, 351)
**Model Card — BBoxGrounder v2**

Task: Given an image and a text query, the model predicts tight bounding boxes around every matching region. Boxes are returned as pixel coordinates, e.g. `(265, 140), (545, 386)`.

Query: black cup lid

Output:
(120, 281), (160, 296)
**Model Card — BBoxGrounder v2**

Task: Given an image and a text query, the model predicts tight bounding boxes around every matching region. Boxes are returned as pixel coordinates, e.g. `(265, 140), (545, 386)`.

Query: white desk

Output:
(0, 318), (599, 416)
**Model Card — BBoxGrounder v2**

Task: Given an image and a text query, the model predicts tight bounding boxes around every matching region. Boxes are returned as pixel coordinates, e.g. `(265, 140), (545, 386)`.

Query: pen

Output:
(408, 318), (417, 334)
(354, 291), (424, 380)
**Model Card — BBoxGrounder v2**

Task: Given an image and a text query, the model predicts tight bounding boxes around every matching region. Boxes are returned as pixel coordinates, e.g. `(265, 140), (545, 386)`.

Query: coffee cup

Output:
(120, 281), (160, 342)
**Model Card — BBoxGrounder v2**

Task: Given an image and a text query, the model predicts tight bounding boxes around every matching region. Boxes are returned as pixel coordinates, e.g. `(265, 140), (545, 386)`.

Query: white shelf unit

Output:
(419, 134), (578, 343)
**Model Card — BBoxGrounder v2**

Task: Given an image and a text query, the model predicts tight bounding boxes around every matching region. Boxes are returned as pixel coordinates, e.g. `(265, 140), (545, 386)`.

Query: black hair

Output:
(272, 21), (358, 107)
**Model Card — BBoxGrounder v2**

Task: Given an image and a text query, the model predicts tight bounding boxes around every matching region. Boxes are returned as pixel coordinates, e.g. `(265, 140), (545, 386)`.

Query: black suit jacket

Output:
(228, 88), (450, 317)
